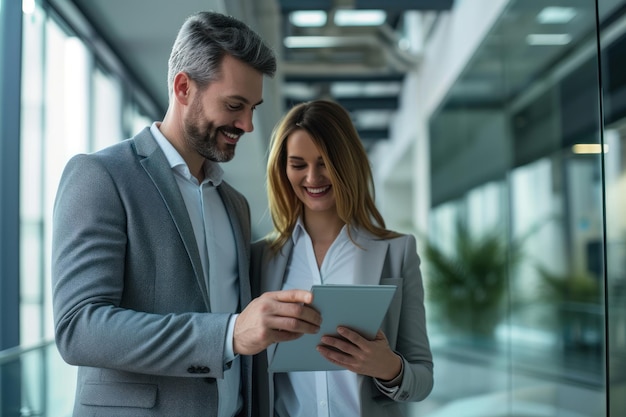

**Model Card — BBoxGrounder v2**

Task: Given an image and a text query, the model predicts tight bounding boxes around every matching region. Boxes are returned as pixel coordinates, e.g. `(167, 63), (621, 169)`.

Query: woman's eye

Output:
(289, 164), (306, 170)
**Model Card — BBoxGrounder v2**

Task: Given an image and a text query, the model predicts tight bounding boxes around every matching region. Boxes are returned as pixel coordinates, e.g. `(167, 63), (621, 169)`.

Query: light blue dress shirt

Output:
(275, 219), (362, 417)
(274, 219), (404, 417)
(151, 123), (242, 417)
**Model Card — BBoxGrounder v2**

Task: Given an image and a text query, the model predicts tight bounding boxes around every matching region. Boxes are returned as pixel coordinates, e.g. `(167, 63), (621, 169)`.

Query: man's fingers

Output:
(264, 289), (313, 304)
(234, 290), (324, 355)
(261, 289), (322, 327)
(273, 329), (306, 343)
(279, 302), (321, 327)
(271, 315), (320, 334)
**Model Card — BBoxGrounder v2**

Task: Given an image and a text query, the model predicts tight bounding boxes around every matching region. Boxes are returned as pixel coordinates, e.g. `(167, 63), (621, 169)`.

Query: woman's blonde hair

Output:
(266, 99), (399, 251)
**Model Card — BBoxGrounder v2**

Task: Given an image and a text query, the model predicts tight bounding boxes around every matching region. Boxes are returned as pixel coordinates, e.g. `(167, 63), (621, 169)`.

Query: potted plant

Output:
(422, 220), (523, 340)
(536, 265), (602, 353)
(537, 266), (600, 304)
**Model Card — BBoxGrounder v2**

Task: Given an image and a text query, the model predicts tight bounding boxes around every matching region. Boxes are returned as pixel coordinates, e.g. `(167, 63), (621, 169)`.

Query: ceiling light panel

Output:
(352, 110), (394, 128)
(334, 10), (387, 26)
(289, 11), (327, 27)
(537, 7), (577, 24)
(283, 83), (319, 100)
(526, 34), (572, 46)
(331, 82), (402, 96)
(572, 144), (608, 154)
(284, 35), (378, 48)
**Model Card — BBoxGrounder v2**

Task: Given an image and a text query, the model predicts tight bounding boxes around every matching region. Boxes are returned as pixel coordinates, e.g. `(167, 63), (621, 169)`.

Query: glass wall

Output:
(5, 1), (159, 414)
(19, 1), (157, 341)
(408, 1), (622, 416)
(1, 0), (23, 412)
(601, 1), (626, 415)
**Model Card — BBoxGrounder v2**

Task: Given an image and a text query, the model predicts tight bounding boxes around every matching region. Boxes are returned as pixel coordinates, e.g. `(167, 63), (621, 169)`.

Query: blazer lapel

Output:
(265, 240), (292, 292)
(217, 185), (251, 309)
(354, 231), (390, 285)
(134, 129), (210, 308)
(264, 240), (293, 362)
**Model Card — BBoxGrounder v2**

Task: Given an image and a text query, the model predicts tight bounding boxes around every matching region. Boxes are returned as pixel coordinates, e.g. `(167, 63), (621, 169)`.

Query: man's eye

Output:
(227, 103), (243, 110)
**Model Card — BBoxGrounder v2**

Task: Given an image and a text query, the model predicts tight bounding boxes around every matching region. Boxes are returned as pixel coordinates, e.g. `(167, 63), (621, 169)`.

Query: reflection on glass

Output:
(603, 58), (626, 417)
(0, 343), (75, 416)
(419, 1), (611, 416)
(15, 2), (155, 414)
(93, 67), (124, 151)
(20, 0), (46, 347)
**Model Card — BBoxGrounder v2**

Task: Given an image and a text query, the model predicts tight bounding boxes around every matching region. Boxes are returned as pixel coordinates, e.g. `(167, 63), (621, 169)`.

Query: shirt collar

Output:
(150, 122), (224, 186)
(291, 217), (353, 244)
(292, 218), (307, 244)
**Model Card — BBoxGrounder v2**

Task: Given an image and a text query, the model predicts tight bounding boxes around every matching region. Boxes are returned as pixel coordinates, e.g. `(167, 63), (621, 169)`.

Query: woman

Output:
(252, 99), (433, 417)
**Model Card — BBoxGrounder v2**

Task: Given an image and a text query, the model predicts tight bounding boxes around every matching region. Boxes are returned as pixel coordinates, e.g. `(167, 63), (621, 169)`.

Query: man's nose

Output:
(234, 109), (254, 132)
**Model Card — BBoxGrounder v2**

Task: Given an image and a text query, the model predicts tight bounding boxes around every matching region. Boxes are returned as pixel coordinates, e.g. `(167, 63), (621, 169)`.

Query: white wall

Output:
(221, 0), (283, 239)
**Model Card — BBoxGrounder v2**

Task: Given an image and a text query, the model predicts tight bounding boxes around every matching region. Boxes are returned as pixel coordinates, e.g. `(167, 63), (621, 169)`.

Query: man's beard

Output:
(183, 99), (241, 162)
(184, 121), (233, 162)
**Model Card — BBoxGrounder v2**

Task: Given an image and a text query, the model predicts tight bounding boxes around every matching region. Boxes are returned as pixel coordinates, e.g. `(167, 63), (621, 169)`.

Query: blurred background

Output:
(1, 0), (626, 415)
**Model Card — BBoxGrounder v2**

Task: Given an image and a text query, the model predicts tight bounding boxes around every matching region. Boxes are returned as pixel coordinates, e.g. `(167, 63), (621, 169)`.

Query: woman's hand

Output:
(316, 328), (402, 381)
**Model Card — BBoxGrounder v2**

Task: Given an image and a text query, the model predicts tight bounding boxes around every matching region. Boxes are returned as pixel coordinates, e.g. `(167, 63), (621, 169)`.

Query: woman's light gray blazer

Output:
(251, 231), (434, 417)
(51, 127), (252, 417)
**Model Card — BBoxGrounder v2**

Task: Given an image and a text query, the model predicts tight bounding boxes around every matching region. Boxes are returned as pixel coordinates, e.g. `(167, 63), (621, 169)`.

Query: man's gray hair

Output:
(167, 11), (277, 96)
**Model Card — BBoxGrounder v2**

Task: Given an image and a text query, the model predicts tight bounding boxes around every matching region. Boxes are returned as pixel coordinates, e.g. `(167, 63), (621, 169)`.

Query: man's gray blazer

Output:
(51, 127), (252, 417)
(251, 230), (434, 417)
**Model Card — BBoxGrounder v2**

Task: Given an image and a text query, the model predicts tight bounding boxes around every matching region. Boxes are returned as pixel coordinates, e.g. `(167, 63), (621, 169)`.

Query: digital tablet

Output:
(268, 284), (397, 372)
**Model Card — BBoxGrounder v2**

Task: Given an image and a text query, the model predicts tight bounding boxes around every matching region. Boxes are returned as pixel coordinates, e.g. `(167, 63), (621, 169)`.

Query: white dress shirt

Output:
(151, 123), (242, 417)
(275, 219), (362, 417)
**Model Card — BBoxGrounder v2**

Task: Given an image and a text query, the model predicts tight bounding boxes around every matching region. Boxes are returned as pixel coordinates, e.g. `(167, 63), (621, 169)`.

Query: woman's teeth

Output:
(306, 186), (329, 194)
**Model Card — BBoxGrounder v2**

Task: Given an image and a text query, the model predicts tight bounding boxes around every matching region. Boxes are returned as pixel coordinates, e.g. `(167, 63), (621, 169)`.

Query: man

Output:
(51, 11), (320, 417)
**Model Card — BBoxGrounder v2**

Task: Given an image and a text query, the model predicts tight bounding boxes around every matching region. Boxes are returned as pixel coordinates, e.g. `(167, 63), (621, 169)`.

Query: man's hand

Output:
(233, 290), (321, 355)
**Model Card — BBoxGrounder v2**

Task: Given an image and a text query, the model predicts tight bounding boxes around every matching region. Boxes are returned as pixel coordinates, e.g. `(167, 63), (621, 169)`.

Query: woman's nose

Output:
(306, 167), (322, 182)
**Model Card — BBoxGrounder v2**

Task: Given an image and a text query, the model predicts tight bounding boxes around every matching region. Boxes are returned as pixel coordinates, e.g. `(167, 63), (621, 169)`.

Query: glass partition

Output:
(415, 1), (609, 416)
(15, 2), (157, 415)
(600, 1), (626, 416)
(0, 342), (75, 417)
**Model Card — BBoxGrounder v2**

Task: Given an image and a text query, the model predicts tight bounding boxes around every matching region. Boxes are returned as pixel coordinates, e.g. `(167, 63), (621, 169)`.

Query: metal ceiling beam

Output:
(285, 73), (404, 83)
(337, 96), (399, 110)
(285, 96), (399, 110)
(278, 0), (453, 11)
(281, 62), (406, 77)
(279, 0), (333, 11)
(355, 0), (453, 11)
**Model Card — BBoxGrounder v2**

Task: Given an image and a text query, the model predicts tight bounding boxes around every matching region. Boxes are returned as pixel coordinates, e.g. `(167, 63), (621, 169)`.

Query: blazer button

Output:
(187, 365), (211, 374)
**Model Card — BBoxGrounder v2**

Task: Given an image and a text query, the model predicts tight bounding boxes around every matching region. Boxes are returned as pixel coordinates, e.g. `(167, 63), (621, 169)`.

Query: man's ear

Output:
(172, 72), (192, 105)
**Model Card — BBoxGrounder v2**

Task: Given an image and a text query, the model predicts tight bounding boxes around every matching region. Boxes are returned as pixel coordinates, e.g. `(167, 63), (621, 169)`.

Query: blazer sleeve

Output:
(384, 234), (434, 402)
(51, 153), (231, 378)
